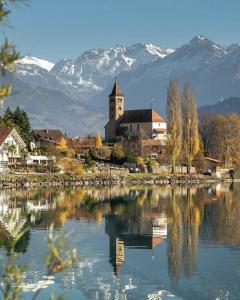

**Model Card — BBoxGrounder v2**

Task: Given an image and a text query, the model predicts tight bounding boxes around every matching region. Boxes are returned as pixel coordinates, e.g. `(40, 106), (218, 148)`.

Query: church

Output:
(105, 81), (167, 143)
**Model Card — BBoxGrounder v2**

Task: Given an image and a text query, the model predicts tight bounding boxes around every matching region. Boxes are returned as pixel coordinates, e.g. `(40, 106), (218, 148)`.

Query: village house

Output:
(105, 81), (167, 143)
(32, 129), (66, 150)
(68, 137), (95, 157)
(0, 128), (27, 172)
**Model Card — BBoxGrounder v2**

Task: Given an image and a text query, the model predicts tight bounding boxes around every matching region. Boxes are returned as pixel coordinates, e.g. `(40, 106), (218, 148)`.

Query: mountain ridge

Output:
(6, 35), (240, 136)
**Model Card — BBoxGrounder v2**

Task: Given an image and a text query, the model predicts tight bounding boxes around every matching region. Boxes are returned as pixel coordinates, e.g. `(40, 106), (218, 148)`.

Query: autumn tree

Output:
(181, 83), (200, 173)
(56, 137), (70, 156)
(207, 114), (240, 166)
(58, 157), (84, 176)
(56, 137), (84, 175)
(199, 112), (213, 156)
(166, 79), (182, 173)
(95, 132), (102, 149)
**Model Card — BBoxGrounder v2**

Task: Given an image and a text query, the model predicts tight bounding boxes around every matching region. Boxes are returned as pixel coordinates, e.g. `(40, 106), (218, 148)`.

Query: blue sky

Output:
(3, 0), (240, 62)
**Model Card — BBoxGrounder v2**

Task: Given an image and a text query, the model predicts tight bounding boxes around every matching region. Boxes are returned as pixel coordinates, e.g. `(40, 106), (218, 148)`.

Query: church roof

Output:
(120, 109), (165, 123)
(109, 81), (124, 97)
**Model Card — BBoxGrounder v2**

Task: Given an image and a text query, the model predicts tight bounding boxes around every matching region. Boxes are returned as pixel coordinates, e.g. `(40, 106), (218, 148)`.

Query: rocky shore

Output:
(0, 173), (235, 189)
(127, 175), (234, 185)
(0, 174), (124, 189)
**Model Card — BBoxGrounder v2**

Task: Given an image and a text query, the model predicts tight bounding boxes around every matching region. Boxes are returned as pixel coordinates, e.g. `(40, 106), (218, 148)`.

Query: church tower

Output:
(105, 81), (124, 140)
(109, 80), (124, 121)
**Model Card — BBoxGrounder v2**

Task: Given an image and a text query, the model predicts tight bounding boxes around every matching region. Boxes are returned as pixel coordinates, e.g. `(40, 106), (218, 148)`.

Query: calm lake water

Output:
(0, 183), (240, 300)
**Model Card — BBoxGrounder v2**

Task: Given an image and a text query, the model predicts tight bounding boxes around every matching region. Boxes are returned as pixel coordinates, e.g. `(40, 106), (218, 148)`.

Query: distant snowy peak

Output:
(16, 56), (54, 71)
(51, 58), (75, 77)
(51, 43), (175, 88)
(185, 35), (226, 56)
(146, 43), (175, 57)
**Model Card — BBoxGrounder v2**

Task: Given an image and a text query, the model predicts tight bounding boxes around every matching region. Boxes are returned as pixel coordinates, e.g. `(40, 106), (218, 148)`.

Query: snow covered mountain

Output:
(89, 35), (240, 114)
(8, 35), (240, 135)
(16, 56), (54, 71)
(14, 43), (174, 101)
(51, 43), (174, 88)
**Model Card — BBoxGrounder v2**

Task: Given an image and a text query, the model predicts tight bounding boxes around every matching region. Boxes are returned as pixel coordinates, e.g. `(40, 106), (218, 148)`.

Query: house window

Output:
(130, 124), (133, 132)
(118, 98), (122, 102)
(118, 107), (121, 111)
(137, 124), (140, 131)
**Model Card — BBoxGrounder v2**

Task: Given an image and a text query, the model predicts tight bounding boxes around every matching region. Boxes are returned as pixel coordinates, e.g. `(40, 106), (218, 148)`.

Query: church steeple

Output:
(109, 80), (124, 97)
(105, 80), (125, 140)
(108, 80), (124, 122)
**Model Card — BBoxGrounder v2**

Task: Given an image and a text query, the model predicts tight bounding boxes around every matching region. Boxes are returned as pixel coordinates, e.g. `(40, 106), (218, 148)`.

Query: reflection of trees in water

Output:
(167, 189), (183, 283)
(166, 183), (240, 283)
(182, 189), (200, 279)
(1, 183), (240, 283)
(201, 183), (240, 246)
(167, 187), (204, 282)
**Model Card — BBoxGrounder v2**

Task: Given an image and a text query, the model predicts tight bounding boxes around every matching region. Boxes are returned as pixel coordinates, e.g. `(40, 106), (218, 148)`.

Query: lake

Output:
(0, 183), (239, 300)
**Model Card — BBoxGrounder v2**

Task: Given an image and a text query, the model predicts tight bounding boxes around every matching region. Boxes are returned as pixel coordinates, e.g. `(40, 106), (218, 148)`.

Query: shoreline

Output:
(0, 173), (236, 189)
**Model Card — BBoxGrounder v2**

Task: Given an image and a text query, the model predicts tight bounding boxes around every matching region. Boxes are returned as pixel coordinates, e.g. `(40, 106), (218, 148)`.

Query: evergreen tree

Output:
(12, 106), (32, 144)
(1, 106), (32, 145)
(3, 107), (14, 121)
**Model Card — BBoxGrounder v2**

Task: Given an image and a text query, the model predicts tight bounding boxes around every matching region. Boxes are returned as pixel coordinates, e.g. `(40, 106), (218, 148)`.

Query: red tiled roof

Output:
(0, 128), (14, 146)
(120, 109), (165, 123)
(152, 110), (165, 122)
(32, 129), (65, 142)
(109, 81), (124, 97)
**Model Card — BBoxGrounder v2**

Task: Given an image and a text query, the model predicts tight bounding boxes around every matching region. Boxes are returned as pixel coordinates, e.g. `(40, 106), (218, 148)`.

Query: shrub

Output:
(135, 156), (144, 167)
(147, 159), (157, 166)
(110, 146), (125, 164)
(85, 156), (95, 167)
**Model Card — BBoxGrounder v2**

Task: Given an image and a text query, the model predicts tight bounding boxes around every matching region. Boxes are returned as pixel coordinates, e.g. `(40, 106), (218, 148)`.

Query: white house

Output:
(0, 128), (27, 172)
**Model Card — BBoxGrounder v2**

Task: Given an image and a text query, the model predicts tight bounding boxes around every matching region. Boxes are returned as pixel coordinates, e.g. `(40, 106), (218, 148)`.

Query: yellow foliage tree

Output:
(57, 137), (75, 158)
(95, 132), (102, 149)
(58, 157), (84, 176)
(56, 138), (84, 175)
(166, 79), (182, 173)
(182, 83), (200, 173)
(135, 156), (144, 168)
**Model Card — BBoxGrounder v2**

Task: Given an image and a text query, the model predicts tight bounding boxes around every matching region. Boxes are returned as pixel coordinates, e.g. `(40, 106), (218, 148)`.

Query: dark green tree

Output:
(4, 107), (14, 120)
(1, 106), (32, 145)
(13, 106), (32, 144)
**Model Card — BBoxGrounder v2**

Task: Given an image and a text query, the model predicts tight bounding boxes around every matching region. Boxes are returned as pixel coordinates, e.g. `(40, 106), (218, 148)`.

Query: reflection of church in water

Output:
(105, 213), (167, 275)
